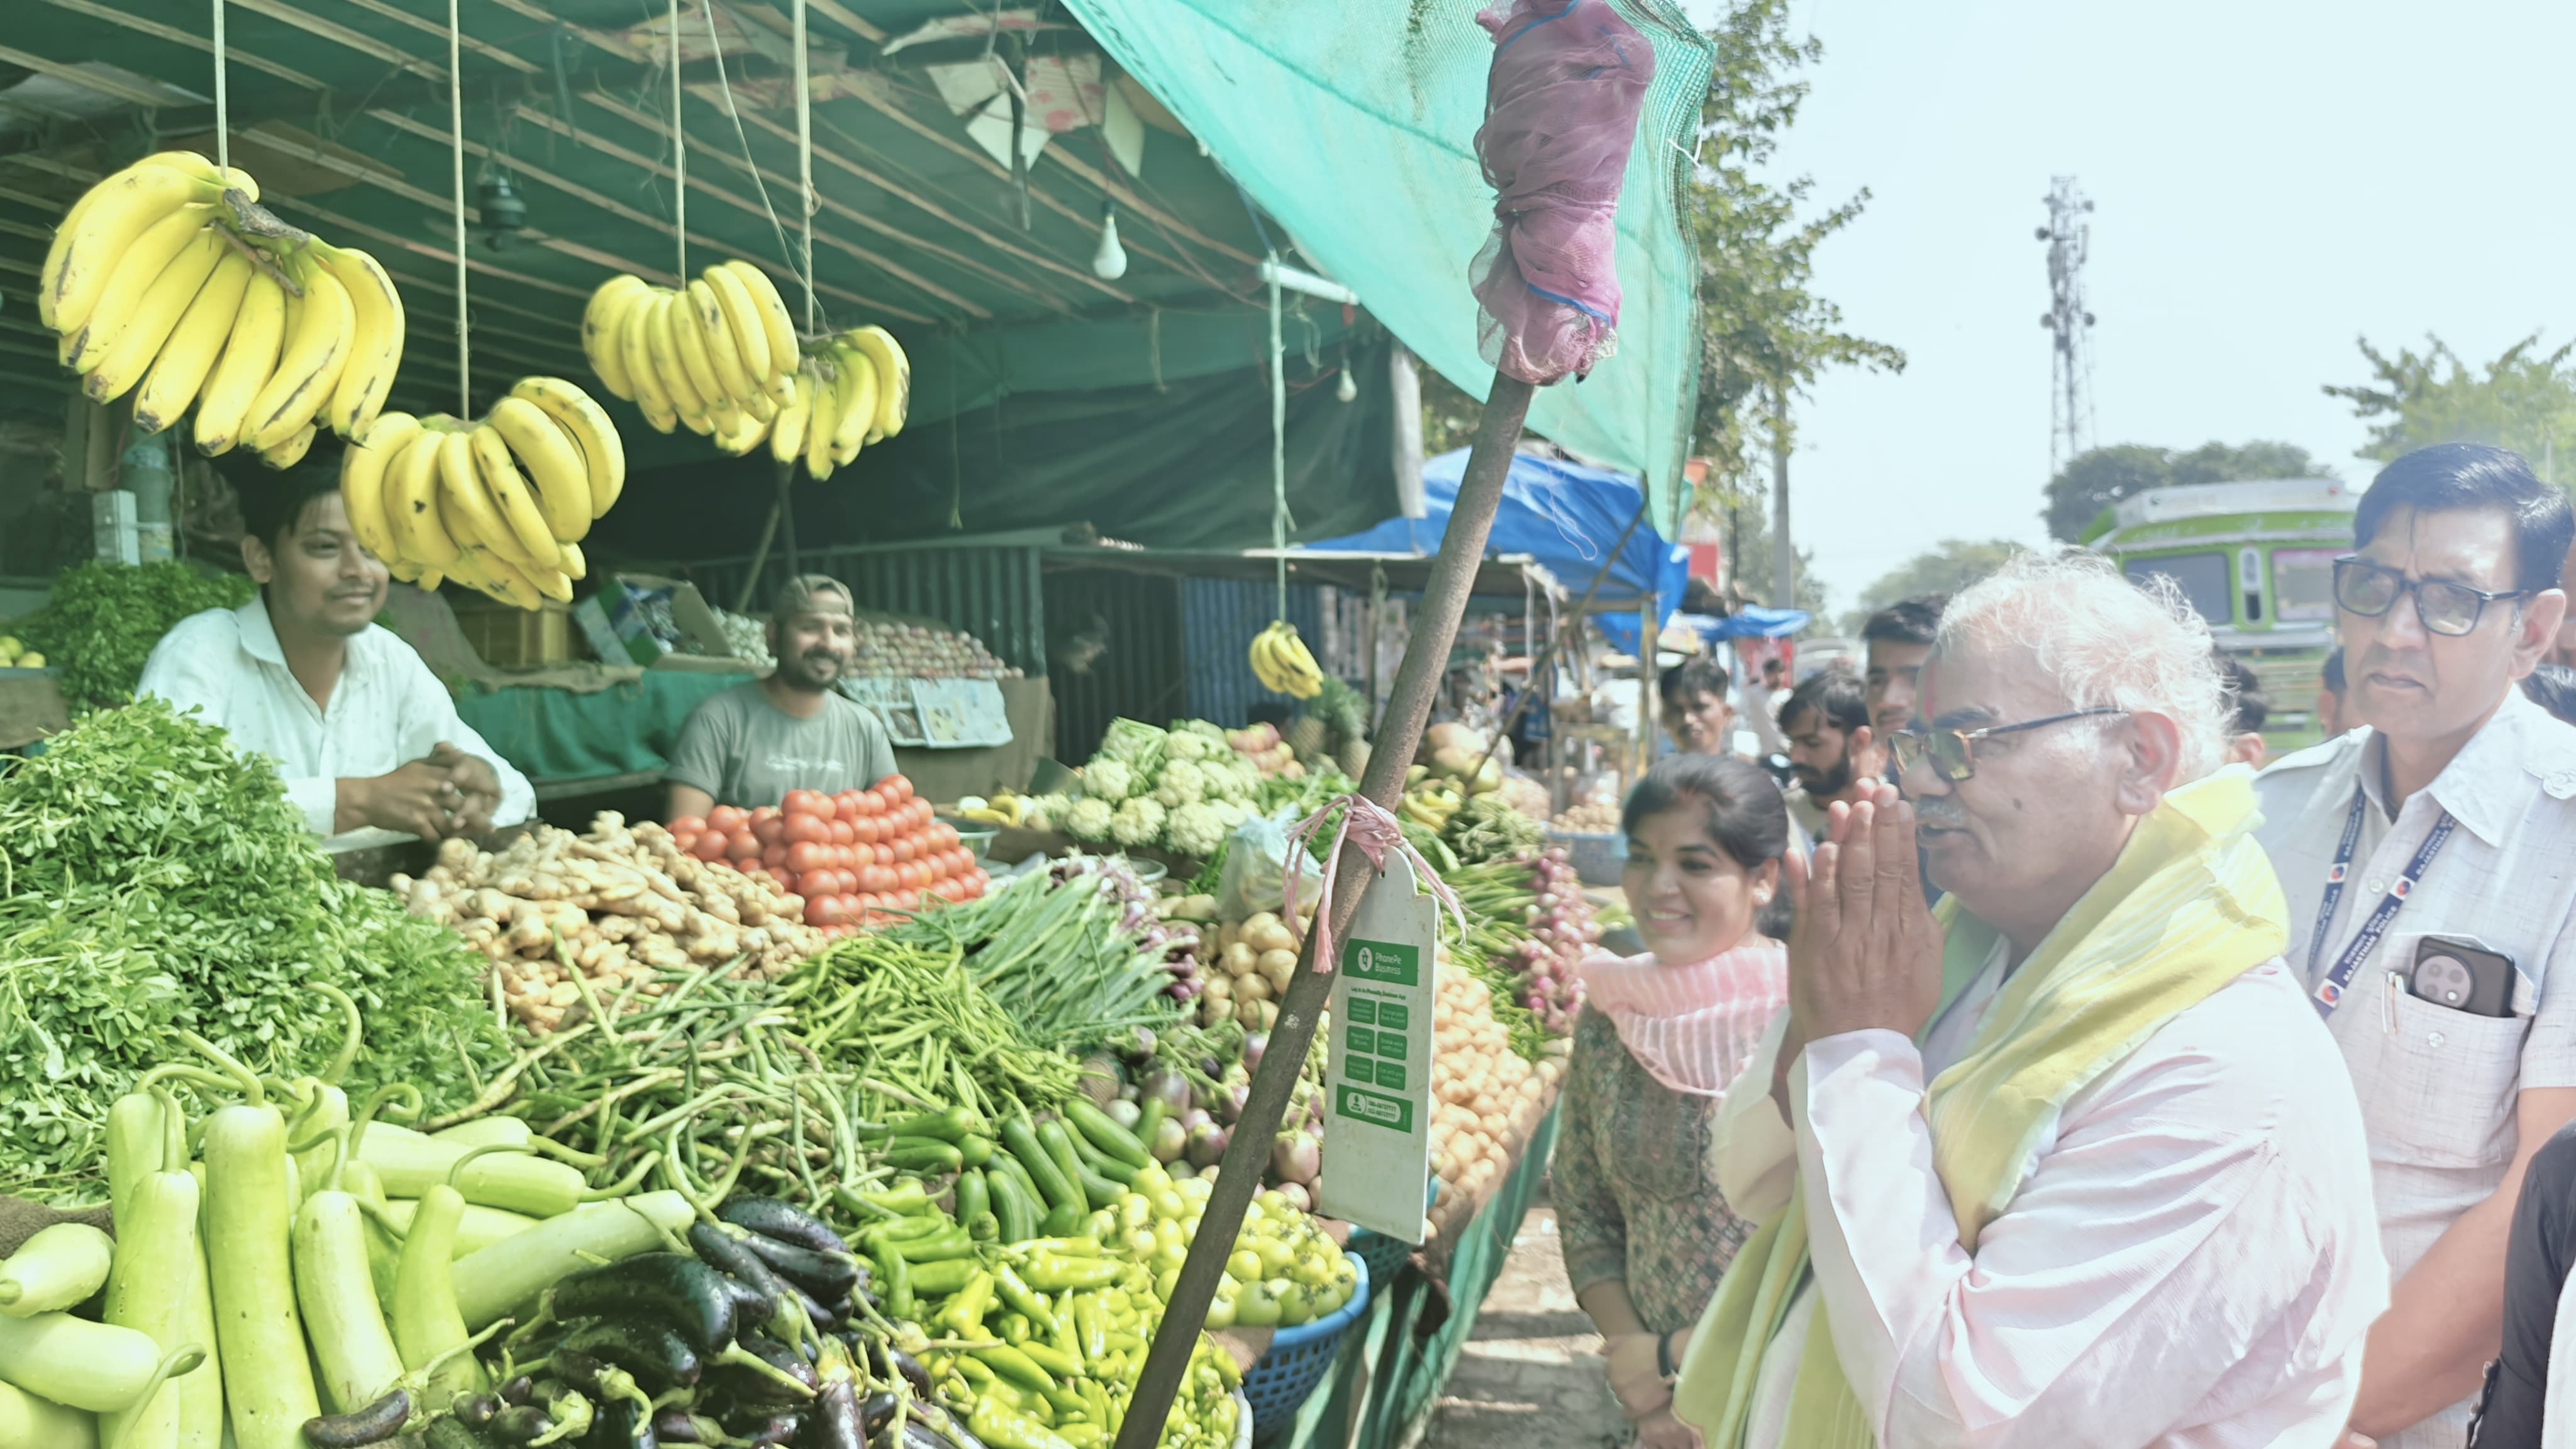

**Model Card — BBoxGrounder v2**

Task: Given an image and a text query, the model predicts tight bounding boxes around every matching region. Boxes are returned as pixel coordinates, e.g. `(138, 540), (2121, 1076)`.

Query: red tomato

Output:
(830, 789), (858, 819)
(709, 804), (750, 833)
(950, 848), (973, 878)
(668, 815), (708, 835)
(892, 836), (917, 865)
(671, 830), (702, 855)
(691, 830), (730, 862)
(784, 813), (830, 845)
(760, 841), (787, 870)
(928, 821), (960, 850)
(727, 832), (762, 862)
(751, 814), (787, 847)
(829, 818), (856, 847)
(880, 775), (912, 803)
(784, 841), (827, 875)
(860, 788), (889, 816)
(848, 816), (876, 845)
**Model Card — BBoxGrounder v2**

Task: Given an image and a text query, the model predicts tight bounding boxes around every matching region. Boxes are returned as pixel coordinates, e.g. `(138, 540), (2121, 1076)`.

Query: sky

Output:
(1679, 0), (2576, 620)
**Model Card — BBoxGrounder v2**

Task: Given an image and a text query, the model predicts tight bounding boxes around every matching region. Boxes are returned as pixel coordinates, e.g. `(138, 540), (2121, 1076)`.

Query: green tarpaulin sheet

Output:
(456, 670), (741, 787)
(1062, 0), (1714, 525)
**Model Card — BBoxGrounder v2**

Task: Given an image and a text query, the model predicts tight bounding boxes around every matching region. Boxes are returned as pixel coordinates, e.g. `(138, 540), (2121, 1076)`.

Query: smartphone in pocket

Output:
(2409, 936), (2516, 1018)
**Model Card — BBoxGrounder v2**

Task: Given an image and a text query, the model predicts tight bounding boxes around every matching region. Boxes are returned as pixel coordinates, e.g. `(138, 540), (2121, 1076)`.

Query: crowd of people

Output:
(1558, 441), (2576, 1448)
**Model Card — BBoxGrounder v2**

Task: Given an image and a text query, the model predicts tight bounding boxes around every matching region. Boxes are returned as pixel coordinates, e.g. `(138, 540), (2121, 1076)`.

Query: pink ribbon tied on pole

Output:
(1470, 0), (1656, 386)
(1280, 795), (1469, 975)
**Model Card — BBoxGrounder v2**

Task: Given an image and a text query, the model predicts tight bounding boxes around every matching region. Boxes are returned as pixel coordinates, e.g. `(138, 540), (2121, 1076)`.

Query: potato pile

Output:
(1172, 900), (1318, 1033)
(389, 811), (823, 1033)
(1428, 944), (1563, 1238)
(1550, 797), (1621, 832)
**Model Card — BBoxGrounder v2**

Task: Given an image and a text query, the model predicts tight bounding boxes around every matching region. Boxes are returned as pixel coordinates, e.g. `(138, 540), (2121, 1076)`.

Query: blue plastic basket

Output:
(1241, 1249), (1371, 1441)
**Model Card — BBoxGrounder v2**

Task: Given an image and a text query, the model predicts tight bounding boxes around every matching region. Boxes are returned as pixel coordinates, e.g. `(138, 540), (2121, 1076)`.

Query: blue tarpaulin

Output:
(1596, 607), (1810, 656)
(1303, 448), (1691, 611)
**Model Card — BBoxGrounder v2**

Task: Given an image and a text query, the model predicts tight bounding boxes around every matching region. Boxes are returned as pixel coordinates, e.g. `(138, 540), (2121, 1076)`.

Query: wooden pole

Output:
(1110, 374), (1540, 1449)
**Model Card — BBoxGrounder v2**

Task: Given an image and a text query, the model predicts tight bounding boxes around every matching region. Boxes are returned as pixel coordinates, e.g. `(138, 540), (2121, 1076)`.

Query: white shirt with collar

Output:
(2255, 687), (2576, 1449)
(138, 596), (536, 850)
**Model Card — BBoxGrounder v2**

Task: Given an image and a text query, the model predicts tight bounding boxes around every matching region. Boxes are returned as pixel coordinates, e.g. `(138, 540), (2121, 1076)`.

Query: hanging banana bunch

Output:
(38, 150), (406, 464)
(1250, 621), (1324, 699)
(338, 377), (626, 611)
(579, 264), (910, 480)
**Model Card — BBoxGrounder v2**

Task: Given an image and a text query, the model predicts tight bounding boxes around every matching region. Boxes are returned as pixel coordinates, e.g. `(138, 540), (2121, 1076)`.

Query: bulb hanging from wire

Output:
(1092, 200), (1128, 280)
(1335, 367), (1358, 402)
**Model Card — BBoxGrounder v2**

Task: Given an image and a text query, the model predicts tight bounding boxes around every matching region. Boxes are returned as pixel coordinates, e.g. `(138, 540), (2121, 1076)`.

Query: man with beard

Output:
(1776, 668), (1879, 840)
(1675, 550), (2383, 1448)
(2255, 444), (2576, 1449)
(140, 460), (533, 844)
(666, 574), (897, 816)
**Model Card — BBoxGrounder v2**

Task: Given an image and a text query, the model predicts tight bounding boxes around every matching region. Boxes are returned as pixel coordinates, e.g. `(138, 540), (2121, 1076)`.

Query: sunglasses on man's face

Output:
(2332, 556), (2526, 638)
(1888, 707), (2129, 784)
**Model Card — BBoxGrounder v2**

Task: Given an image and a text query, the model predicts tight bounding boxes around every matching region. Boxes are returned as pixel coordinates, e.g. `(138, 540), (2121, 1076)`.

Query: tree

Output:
(1719, 501), (1831, 619)
(2041, 440), (2328, 543)
(1689, 1), (1904, 508)
(1842, 539), (2023, 635)
(2325, 333), (2576, 477)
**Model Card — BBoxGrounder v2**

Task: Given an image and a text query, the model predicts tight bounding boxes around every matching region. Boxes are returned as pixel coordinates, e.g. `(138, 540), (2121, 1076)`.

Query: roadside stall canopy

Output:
(3, 0), (1709, 540)
(1596, 604), (1807, 656)
(1306, 447), (1687, 610)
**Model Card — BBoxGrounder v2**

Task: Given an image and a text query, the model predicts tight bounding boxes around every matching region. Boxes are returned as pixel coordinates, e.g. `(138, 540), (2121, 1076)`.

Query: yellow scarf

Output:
(1670, 767), (2289, 1448)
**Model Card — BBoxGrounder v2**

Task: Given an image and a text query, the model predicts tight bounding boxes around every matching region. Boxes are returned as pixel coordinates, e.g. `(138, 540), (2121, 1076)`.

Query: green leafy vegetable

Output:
(0, 699), (508, 1201)
(18, 561), (255, 711)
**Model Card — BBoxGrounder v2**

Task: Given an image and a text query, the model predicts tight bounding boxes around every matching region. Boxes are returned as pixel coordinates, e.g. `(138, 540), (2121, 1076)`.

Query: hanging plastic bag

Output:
(1215, 813), (1324, 921)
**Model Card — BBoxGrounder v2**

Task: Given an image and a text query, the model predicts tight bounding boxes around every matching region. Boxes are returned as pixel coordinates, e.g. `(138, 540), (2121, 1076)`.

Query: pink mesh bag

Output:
(1471, 0), (1655, 386)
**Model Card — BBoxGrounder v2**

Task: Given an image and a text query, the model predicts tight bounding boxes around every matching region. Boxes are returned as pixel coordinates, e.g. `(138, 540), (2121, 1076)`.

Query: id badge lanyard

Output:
(2307, 787), (2457, 1019)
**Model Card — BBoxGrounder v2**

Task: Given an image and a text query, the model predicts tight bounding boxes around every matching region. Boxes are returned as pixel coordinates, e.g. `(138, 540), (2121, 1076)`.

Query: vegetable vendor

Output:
(665, 573), (896, 817)
(1561, 753), (1790, 1449)
(137, 457), (535, 846)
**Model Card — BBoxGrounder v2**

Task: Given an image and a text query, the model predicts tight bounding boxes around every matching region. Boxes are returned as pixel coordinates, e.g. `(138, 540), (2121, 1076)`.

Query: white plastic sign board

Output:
(1317, 849), (1436, 1243)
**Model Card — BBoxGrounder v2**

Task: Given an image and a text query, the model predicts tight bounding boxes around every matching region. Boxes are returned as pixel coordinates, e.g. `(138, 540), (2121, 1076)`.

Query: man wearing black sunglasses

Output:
(2253, 443), (2576, 1449)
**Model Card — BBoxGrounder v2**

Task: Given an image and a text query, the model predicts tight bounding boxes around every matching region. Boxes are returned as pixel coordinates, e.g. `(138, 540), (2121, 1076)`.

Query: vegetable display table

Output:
(1268, 1103), (1562, 1449)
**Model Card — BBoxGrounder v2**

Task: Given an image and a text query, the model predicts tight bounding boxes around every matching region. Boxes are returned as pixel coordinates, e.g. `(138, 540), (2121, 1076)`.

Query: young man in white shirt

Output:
(139, 460), (535, 845)
(1674, 551), (2384, 1449)
(2253, 443), (2576, 1449)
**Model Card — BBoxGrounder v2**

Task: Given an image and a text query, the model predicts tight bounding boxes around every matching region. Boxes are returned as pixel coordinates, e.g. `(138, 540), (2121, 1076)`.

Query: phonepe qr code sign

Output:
(1319, 853), (1437, 1242)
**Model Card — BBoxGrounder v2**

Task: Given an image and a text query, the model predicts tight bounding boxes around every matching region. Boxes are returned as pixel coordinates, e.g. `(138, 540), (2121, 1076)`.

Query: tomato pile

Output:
(668, 774), (991, 934)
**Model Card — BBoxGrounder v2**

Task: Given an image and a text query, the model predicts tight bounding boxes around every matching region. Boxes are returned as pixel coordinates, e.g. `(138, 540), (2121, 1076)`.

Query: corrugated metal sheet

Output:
(689, 543), (1050, 675)
(1043, 567), (1189, 763)
(1180, 577), (1331, 729)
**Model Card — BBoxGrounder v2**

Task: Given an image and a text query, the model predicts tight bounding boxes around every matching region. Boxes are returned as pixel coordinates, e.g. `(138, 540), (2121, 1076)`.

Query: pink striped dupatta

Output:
(1575, 943), (1789, 1097)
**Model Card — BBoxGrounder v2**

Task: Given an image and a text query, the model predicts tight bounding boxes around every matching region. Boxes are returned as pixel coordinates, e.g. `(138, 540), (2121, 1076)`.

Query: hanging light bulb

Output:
(1091, 200), (1128, 280)
(477, 170), (528, 252)
(1335, 367), (1358, 403)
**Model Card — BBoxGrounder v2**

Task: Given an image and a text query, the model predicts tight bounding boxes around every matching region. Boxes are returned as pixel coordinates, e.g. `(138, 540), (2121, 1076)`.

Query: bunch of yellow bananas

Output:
(1248, 621), (1323, 699)
(579, 266), (911, 477)
(338, 377), (625, 611)
(1400, 780), (1466, 831)
(38, 151), (404, 466)
(954, 790), (1026, 828)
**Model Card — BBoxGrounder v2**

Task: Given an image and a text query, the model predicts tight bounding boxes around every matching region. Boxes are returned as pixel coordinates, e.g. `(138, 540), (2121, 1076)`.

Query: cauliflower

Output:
(1202, 755), (1255, 803)
(1099, 718), (1168, 768)
(1209, 799), (1250, 831)
(1065, 797), (1116, 841)
(1154, 758), (1208, 809)
(1163, 731), (1214, 763)
(1023, 792), (1073, 833)
(1166, 801), (1228, 857)
(1173, 718), (1226, 742)
(1081, 758), (1135, 804)
(1111, 796), (1167, 847)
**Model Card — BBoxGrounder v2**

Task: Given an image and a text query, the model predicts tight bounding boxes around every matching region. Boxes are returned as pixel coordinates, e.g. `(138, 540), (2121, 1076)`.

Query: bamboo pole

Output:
(1111, 373), (1541, 1449)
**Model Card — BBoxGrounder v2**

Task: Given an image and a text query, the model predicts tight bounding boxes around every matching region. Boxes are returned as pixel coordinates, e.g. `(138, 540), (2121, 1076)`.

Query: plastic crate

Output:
(1546, 828), (1626, 886)
(1241, 1249), (1370, 1441)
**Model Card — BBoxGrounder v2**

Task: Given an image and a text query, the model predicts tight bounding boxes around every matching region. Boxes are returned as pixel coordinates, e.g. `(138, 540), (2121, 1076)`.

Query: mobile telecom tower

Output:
(2038, 177), (2097, 476)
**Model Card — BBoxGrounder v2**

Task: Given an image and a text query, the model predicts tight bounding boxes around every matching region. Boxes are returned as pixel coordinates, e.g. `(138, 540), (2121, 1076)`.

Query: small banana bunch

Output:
(1249, 621), (1324, 699)
(1399, 767), (1467, 831)
(339, 377), (626, 611)
(38, 150), (405, 466)
(579, 265), (911, 478)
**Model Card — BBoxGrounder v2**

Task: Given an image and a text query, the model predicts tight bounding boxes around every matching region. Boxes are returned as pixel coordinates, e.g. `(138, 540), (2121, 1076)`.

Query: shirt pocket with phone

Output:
(2358, 933), (2531, 1172)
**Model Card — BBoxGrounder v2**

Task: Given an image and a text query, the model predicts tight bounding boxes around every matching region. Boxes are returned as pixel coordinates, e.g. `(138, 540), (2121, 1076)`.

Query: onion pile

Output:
(850, 616), (1019, 679)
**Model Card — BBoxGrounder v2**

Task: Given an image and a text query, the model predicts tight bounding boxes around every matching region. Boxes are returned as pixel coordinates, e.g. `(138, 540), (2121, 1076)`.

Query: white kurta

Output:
(138, 597), (535, 850)
(1711, 954), (2388, 1448)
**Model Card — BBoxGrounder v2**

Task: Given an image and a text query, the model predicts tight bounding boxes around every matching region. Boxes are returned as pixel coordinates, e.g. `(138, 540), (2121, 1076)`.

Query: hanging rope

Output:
(211, 0), (230, 170)
(793, 0), (816, 335)
(669, 0), (686, 280)
(1267, 261), (1290, 619)
(448, 0), (468, 415)
(700, 0), (801, 299)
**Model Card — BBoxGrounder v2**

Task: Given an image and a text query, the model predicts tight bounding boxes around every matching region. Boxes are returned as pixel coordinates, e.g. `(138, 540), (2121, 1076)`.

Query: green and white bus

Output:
(2085, 478), (2359, 755)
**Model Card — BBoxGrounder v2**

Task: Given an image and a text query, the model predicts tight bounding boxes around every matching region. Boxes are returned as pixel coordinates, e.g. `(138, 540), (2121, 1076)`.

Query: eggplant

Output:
(736, 1233), (866, 1302)
(489, 1404), (557, 1444)
(557, 1320), (704, 1394)
(550, 1255), (740, 1357)
(692, 1224), (802, 1314)
(857, 1392), (899, 1440)
(743, 1416), (801, 1446)
(651, 1409), (704, 1444)
(717, 1197), (847, 1256)
(302, 1389), (414, 1448)
(794, 1382), (864, 1449)
(706, 1335), (819, 1412)
(455, 1394), (502, 1427)
(587, 1396), (658, 1449)
(499, 1377), (535, 1406)
(864, 1342), (935, 1401)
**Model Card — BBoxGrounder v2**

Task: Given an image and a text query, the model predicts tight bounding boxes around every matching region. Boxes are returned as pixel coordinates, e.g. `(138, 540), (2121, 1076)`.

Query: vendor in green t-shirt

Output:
(665, 574), (898, 816)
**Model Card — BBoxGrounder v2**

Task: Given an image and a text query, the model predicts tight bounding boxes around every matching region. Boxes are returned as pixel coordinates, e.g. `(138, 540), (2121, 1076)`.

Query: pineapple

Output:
(1335, 738), (1372, 779)
(1285, 713), (1328, 763)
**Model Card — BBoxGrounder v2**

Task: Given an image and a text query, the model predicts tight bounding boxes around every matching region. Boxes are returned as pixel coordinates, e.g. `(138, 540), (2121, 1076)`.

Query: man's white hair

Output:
(1935, 549), (2231, 783)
